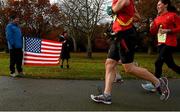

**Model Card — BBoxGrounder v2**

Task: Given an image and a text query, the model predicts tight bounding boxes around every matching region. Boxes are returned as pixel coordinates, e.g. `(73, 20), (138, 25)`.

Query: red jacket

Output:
(150, 12), (180, 47)
(112, 0), (135, 32)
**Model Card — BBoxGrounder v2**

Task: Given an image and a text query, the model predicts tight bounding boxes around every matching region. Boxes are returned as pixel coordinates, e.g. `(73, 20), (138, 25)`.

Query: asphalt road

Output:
(0, 76), (180, 111)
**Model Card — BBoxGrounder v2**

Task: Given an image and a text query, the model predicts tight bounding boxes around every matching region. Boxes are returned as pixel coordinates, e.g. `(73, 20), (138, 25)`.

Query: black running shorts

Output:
(107, 27), (137, 64)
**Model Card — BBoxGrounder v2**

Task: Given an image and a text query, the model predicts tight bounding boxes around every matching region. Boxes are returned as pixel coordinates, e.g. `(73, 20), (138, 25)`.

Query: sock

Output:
(154, 80), (160, 88)
(154, 80), (161, 94)
(104, 93), (111, 97)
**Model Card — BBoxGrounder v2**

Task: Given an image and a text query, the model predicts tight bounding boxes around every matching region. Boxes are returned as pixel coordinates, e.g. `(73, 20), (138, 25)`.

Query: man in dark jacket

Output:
(6, 13), (23, 77)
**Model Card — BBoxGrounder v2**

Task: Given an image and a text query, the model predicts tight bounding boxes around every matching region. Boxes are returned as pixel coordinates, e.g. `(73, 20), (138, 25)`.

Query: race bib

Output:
(157, 33), (167, 43)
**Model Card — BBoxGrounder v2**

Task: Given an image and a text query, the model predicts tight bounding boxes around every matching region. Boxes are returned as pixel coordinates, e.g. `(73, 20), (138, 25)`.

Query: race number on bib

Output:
(157, 33), (167, 43)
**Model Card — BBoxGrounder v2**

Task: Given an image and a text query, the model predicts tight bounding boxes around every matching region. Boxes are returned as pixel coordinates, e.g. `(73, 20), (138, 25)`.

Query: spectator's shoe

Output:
(17, 72), (24, 77)
(67, 65), (69, 69)
(60, 65), (63, 68)
(10, 73), (18, 77)
(157, 77), (170, 101)
(141, 83), (156, 92)
(90, 94), (112, 105)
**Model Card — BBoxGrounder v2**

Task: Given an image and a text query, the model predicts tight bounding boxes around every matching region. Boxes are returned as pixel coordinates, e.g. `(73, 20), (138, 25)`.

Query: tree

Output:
(60, 0), (105, 58)
(5, 0), (64, 38)
(0, 0), (10, 52)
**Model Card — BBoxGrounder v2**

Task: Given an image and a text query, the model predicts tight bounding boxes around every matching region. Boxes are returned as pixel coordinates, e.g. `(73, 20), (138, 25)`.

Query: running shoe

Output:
(141, 83), (156, 92)
(90, 94), (112, 105)
(157, 77), (170, 101)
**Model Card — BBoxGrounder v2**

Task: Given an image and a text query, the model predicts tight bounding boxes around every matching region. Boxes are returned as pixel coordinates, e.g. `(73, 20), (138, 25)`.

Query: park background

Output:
(0, 0), (180, 79)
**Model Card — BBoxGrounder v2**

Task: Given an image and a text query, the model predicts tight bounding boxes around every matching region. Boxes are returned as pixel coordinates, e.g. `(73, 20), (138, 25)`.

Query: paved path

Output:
(0, 76), (180, 111)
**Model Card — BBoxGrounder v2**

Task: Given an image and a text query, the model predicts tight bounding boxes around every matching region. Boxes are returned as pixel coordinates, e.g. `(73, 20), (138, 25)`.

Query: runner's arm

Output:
(171, 15), (180, 33)
(112, 0), (130, 13)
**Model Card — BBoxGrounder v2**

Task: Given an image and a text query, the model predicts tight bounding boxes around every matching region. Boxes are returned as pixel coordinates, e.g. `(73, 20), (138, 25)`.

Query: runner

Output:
(142, 0), (180, 92)
(90, 0), (170, 105)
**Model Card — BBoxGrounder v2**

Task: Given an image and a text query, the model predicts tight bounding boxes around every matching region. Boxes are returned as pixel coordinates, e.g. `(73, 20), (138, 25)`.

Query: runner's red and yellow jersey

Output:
(112, 0), (135, 32)
(150, 12), (180, 47)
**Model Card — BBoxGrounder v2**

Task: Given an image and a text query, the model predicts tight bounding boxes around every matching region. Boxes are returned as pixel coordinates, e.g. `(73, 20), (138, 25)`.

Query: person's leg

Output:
(166, 56), (180, 74)
(123, 61), (170, 100)
(90, 59), (117, 104)
(155, 45), (166, 78)
(61, 59), (64, 68)
(123, 63), (159, 85)
(104, 59), (118, 94)
(164, 46), (180, 74)
(16, 48), (23, 74)
(9, 49), (16, 74)
(90, 39), (120, 104)
(155, 58), (164, 78)
(66, 59), (69, 68)
(142, 45), (166, 92)
(114, 65), (123, 83)
(119, 28), (169, 100)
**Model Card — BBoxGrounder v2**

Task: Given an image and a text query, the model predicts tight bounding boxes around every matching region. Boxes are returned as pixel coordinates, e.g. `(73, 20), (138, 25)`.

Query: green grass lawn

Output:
(0, 52), (180, 80)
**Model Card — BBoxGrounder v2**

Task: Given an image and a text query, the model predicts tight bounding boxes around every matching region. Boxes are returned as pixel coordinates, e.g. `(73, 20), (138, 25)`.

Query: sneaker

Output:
(161, 77), (168, 86)
(10, 73), (18, 77)
(114, 77), (124, 83)
(90, 94), (112, 105)
(141, 83), (156, 92)
(157, 77), (170, 101)
(114, 74), (124, 83)
(17, 72), (24, 77)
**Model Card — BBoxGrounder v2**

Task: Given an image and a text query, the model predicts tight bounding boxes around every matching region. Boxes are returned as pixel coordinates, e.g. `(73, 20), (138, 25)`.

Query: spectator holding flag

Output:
(6, 13), (23, 77)
(59, 31), (71, 69)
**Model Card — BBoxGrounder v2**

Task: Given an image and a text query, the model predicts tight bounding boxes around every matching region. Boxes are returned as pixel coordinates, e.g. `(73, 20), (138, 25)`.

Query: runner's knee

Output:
(105, 59), (117, 69)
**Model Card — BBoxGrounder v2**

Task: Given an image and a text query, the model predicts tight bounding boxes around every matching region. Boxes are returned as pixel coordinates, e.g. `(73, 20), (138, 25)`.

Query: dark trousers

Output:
(155, 44), (180, 78)
(9, 48), (23, 74)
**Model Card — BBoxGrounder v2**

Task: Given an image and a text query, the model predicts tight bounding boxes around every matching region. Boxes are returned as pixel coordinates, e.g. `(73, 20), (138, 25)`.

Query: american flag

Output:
(23, 37), (62, 66)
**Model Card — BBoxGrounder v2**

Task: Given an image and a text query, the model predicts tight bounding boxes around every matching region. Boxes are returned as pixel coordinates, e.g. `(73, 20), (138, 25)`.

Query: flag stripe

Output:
(24, 60), (59, 64)
(42, 42), (62, 47)
(24, 56), (59, 61)
(41, 49), (61, 53)
(24, 63), (60, 66)
(24, 53), (61, 58)
(24, 52), (60, 57)
(41, 47), (62, 51)
(41, 45), (62, 50)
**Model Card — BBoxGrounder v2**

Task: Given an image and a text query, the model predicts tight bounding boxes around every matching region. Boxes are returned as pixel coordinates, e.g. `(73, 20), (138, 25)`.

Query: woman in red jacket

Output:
(142, 0), (180, 92)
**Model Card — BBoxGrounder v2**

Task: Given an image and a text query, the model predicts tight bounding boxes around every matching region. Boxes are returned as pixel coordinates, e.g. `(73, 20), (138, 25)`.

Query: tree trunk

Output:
(87, 36), (92, 58)
(71, 37), (77, 52)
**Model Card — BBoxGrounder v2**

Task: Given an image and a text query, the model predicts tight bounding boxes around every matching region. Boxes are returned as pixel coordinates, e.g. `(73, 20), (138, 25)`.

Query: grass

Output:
(0, 52), (180, 80)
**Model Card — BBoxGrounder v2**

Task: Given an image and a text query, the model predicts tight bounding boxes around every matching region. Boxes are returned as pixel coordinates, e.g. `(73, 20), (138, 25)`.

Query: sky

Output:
(49, 0), (112, 23)
(50, 0), (112, 5)
(49, 0), (58, 4)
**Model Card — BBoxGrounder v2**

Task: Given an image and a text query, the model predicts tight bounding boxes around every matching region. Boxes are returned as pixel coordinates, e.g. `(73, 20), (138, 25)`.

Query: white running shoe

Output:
(141, 83), (156, 92)
(114, 74), (124, 83)
(10, 73), (18, 77)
